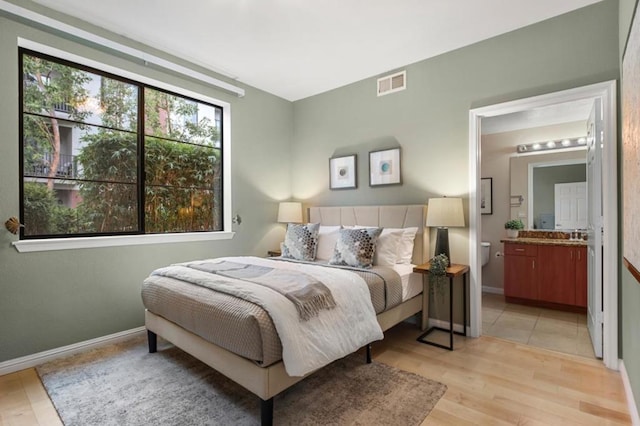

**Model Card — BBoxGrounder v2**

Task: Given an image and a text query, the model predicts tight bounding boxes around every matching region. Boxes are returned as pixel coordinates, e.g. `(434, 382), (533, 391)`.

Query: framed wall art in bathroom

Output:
(480, 177), (493, 215)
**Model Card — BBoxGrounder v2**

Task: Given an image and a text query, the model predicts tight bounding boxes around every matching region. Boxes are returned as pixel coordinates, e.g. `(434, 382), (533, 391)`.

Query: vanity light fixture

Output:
(517, 136), (588, 153)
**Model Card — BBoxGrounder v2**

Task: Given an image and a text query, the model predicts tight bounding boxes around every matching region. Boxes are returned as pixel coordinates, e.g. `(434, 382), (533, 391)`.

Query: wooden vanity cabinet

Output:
(538, 245), (576, 305)
(503, 242), (587, 310)
(575, 247), (588, 308)
(504, 244), (538, 301)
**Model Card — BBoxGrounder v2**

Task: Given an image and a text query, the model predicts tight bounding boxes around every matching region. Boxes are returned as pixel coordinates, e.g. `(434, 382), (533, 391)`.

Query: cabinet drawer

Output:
(504, 243), (538, 256)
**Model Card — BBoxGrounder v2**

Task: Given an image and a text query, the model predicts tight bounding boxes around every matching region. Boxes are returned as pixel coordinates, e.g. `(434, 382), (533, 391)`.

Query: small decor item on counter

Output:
(4, 216), (24, 235)
(429, 253), (449, 303)
(570, 229), (585, 240)
(504, 219), (524, 238)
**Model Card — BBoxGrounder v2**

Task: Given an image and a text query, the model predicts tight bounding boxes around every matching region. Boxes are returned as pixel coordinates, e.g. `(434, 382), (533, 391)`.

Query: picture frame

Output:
(329, 154), (357, 190)
(369, 148), (401, 186)
(623, 4), (640, 284)
(480, 178), (493, 215)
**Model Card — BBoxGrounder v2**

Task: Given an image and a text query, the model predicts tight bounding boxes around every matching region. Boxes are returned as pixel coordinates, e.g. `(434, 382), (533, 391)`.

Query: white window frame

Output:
(13, 39), (234, 253)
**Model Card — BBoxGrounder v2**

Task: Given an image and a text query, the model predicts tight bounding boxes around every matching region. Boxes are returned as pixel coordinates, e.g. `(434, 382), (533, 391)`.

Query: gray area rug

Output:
(37, 335), (447, 425)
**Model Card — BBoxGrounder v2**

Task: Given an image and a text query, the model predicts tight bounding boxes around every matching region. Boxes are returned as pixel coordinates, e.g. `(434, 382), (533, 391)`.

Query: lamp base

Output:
(434, 227), (451, 265)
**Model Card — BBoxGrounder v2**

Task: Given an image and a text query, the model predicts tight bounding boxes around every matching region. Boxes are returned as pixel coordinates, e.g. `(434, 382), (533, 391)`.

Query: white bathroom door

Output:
(554, 182), (587, 229)
(586, 99), (603, 358)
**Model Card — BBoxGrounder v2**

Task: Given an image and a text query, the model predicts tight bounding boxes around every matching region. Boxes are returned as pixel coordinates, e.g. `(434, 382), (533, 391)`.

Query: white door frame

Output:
(468, 80), (618, 370)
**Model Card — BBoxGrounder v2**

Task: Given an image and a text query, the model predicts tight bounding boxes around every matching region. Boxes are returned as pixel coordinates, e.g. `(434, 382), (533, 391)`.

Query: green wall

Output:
(0, 6), (293, 362)
(292, 1), (619, 265)
(619, 0), (640, 415)
(292, 0), (619, 327)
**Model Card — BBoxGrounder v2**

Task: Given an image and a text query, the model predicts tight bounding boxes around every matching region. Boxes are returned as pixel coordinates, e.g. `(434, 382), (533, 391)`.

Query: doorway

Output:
(468, 81), (618, 369)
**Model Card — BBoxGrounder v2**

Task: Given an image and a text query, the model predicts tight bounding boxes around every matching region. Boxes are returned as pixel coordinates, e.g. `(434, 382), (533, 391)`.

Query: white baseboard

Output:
(482, 286), (504, 295)
(620, 360), (640, 425)
(0, 326), (146, 376)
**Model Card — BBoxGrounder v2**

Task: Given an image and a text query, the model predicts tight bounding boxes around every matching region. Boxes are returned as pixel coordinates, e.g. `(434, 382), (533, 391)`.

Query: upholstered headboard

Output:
(308, 205), (429, 265)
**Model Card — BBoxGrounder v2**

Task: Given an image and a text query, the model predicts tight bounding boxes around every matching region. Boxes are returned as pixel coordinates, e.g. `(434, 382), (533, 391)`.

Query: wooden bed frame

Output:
(145, 204), (429, 425)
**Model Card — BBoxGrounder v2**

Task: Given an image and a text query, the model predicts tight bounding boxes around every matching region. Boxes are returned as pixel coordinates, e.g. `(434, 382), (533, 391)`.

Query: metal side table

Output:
(414, 262), (469, 350)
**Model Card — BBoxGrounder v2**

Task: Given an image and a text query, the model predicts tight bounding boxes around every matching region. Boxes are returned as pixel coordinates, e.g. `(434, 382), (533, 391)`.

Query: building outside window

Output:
(20, 49), (223, 239)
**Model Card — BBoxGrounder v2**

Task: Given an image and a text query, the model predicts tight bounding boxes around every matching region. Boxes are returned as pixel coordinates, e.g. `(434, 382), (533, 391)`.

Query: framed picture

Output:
(480, 178), (493, 215)
(623, 4), (640, 284)
(369, 148), (401, 186)
(329, 154), (357, 189)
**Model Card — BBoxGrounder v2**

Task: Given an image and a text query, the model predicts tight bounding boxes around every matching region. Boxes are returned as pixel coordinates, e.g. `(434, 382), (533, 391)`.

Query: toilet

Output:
(481, 242), (491, 267)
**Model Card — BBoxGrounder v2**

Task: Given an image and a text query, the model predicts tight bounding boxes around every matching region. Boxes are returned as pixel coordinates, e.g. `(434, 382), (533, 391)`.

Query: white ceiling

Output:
(32, 0), (603, 101)
(481, 99), (595, 135)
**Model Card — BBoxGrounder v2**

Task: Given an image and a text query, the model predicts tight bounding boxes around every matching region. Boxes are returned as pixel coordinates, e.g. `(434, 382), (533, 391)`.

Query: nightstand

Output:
(267, 250), (281, 257)
(413, 262), (469, 350)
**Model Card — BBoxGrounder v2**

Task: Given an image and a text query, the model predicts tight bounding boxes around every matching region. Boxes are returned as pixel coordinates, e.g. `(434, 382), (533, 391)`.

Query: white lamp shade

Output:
(277, 202), (303, 223)
(426, 197), (465, 228)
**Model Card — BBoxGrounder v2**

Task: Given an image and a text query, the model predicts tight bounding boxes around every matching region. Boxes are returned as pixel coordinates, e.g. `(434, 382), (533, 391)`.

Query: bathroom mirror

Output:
(509, 150), (586, 230)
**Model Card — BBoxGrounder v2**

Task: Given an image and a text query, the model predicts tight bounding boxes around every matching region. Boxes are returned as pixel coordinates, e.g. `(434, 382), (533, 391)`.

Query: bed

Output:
(142, 204), (429, 425)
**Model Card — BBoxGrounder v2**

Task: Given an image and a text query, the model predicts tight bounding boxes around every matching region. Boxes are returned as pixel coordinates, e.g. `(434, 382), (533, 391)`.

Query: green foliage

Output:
(100, 78), (137, 130)
(21, 53), (223, 237)
(77, 131), (138, 233)
(505, 219), (525, 230)
(22, 55), (91, 184)
(144, 137), (221, 233)
(430, 253), (449, 275)
(145, 88), (220, 146)
(429, 253), (449, 304)
(76, 132), (221, 234)
(23, 182), (56, 236)
(22, 55), (91, 121)
(23, 182), (92, 236)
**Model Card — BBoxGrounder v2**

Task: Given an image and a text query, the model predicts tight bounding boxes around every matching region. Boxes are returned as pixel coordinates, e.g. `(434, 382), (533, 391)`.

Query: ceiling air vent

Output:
(377, 70), (406, 96)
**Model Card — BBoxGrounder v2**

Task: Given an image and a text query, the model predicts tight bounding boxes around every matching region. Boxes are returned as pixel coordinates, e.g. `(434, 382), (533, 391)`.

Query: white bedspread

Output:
(152, 256), (383, 376)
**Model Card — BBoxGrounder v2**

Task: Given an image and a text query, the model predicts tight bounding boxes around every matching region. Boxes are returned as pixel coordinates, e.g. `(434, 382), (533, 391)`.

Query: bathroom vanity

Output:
(502, 236), (587, 312)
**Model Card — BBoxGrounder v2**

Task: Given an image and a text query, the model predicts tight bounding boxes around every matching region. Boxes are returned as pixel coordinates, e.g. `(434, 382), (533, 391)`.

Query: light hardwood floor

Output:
(0, 323), (632, 425)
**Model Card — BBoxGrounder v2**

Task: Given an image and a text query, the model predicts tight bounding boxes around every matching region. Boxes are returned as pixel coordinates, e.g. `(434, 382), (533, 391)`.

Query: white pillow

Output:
(353, 226), (404, 266)
(316, 226), (342, 260)
(375, 228), (404, 266)
(397, 227), (419, 264)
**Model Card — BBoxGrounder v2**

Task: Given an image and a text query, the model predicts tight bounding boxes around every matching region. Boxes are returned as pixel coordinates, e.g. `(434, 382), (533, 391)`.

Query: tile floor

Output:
(482, 292), (596, 358)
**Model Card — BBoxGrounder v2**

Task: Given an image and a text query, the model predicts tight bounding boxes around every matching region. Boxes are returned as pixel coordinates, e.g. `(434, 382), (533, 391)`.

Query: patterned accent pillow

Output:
(329, 227), (383, 268)
(281, 223), (320, 261)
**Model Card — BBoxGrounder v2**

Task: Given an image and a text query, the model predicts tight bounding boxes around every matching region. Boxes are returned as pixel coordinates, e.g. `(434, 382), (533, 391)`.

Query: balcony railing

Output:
(27, 154), (78, 179)
(53, 102), (71, 113)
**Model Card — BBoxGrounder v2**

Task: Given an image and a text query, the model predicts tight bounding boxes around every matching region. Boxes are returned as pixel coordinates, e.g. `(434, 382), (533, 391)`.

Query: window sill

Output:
(11, 231), (235, 253)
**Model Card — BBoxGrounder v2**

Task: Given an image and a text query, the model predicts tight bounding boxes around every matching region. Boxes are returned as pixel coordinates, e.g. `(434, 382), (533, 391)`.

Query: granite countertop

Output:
(501, 237), (588, 246)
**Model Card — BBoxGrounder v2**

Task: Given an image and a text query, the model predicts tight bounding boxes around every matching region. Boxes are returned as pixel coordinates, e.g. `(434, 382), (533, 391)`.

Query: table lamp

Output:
(426, 197), (465, 265)
(277, 202), (303, 224)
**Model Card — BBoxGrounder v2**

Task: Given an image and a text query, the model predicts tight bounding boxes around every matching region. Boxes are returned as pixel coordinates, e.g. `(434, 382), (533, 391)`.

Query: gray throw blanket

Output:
(188, 261), (336, 321)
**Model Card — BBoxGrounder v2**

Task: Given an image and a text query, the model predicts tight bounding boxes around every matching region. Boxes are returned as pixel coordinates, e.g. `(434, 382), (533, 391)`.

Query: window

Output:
(19, 49), (223, 239)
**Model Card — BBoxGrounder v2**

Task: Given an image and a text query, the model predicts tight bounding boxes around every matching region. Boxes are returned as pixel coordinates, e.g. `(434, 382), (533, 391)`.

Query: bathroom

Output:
(478, 103), (596, 359)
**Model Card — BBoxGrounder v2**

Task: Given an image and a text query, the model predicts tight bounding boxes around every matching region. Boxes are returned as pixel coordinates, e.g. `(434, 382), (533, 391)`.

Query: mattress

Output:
(141, 258), (404, 368)
(393, 264), (423, 302)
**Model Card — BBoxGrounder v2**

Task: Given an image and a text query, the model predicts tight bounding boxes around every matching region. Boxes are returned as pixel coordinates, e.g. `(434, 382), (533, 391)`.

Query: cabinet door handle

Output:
(515, 248), (525, 252)
(571, 250), (574, 260)
(578, 251), (581, 260)
(532, 259), (535, 269)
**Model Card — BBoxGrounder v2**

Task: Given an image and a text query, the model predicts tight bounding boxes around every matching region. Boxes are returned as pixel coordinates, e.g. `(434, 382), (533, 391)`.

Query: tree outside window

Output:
(20, 50), (223, 238)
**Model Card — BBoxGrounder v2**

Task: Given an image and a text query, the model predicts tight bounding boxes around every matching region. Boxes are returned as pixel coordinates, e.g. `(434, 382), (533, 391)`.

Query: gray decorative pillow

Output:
(281, 223), (320, 261)
(329, 227), (383, 268)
